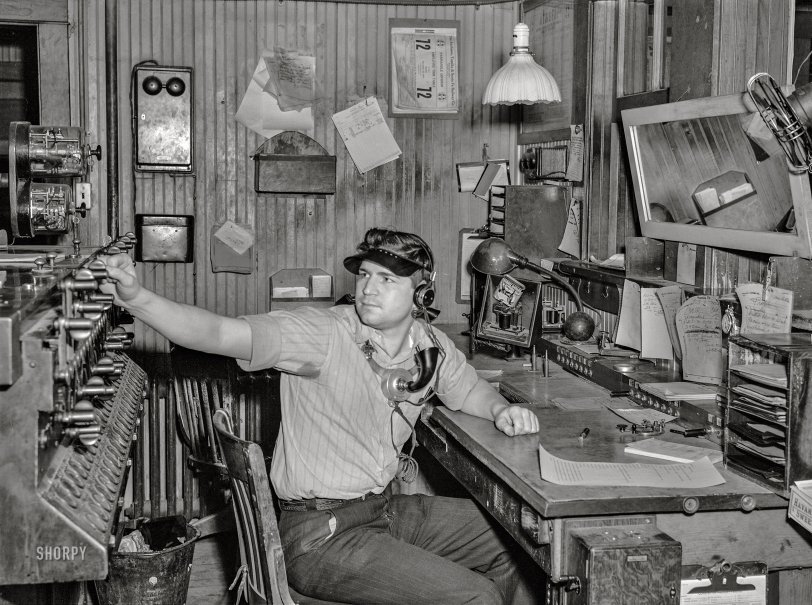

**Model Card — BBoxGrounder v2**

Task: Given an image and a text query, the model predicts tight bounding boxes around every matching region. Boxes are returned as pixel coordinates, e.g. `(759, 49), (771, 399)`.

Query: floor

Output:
(187, 530), (241, 605)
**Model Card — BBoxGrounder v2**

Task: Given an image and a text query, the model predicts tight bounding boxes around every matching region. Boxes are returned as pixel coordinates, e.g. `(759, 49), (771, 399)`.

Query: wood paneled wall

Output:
(75, 0), (521, 355)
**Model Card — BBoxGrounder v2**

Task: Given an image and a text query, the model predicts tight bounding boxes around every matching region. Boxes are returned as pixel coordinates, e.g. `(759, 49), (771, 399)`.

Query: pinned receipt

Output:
(213, 221), (254, 255)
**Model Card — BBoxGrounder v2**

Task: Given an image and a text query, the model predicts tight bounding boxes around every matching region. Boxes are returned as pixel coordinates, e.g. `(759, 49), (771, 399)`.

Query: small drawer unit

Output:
(726, 333), (812, 497)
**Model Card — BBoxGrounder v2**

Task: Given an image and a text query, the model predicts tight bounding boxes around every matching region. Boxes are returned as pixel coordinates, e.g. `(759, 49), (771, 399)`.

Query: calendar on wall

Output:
(389, 19), (460, 118)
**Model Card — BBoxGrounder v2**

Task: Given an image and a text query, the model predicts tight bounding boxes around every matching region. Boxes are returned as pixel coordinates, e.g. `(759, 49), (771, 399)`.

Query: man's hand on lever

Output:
(96, 252), (253, 361)
(98, 253), (142, 307)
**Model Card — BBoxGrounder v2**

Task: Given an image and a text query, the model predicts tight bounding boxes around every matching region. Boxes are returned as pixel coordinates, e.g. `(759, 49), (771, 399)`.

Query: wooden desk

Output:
(416, 336), (812, 603)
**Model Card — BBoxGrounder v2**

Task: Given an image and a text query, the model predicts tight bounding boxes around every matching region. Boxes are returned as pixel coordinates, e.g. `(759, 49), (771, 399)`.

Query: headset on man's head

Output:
(412, 238), (436, 309)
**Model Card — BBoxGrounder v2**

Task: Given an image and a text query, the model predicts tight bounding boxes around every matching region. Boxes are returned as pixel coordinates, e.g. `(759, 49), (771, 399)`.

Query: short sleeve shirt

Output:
(237, 305), (479, 500)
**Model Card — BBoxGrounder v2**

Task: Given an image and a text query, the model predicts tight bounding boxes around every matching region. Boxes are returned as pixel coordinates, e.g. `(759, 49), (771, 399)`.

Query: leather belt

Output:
(278, 492), (379, 512)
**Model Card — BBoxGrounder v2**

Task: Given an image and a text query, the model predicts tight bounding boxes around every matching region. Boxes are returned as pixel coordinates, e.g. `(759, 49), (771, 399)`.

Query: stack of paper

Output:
(732, 383), (787, 406)
(624, 438), (723, 464)
(640, 381), (718, 401)
(731, 441), (785, 464)
(730, 363), (788, 388)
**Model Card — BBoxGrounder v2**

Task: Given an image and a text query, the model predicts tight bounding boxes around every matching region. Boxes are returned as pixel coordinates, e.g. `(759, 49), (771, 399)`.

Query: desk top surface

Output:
(430, 325), (786, 518)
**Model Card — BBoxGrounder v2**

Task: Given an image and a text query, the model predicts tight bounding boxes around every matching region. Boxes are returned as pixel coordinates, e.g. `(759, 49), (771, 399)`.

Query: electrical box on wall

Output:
(134, 65), (193, 173)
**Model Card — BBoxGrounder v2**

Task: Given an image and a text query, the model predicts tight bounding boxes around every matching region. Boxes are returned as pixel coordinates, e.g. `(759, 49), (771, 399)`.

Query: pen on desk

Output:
(578, 428), (590, 441)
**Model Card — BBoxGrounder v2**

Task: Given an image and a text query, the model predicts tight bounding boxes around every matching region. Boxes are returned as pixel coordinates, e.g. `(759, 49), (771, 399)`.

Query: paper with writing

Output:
(735, 283), (793, 334)
(614, 280), (642, 350)
(676, 296), (724, 385)
(391, 26), (458, 114)
(641, 287), (674, 360)
(263, 47), (315, 112)
(655, 285), (685, 359)
(565, 124), (584, 181)
(538, 444), (726, 488)
(557, 198), (581, 257)
(235, 52), (314, 138)
(332, 97), (402, 174)
(213, 221), (254, 255)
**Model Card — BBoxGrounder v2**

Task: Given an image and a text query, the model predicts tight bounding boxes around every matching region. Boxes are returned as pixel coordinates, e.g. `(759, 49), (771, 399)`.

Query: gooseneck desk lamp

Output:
(470, 237), (595, 342)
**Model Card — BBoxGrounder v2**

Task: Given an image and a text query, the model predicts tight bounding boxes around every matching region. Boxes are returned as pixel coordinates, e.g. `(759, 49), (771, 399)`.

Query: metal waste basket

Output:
(95, 516), (200, 605)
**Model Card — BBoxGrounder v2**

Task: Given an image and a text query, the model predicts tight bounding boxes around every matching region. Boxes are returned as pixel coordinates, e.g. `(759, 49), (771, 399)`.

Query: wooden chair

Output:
(212, 408), (346, 605)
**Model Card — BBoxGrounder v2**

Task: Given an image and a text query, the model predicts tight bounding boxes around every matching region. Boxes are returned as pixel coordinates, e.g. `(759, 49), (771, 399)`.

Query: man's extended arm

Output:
(458, 378), (539, 436)
(100, 253), (253, 360)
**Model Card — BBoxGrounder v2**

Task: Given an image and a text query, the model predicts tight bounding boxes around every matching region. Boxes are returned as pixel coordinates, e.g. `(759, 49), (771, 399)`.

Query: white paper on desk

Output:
(235, 52), (314, 139)
(656, 285), (685, 360)
(557, 198), (581, 257)
(614, 280), (641, 351)
(676, 296), (724, 385)
(538, 444), (725, 488)
(681, 574), (766, 605)
(641, 287), (674, 360)
(332, 97), (401, 174)
(736, 283), (793, 334)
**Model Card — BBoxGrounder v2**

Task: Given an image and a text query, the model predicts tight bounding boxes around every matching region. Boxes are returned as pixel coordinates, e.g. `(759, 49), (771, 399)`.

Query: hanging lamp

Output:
(482, 22), (561, 106)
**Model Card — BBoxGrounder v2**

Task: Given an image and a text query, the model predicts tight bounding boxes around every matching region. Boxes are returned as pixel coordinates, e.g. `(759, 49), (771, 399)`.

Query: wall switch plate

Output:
(74, 182), (91, 209)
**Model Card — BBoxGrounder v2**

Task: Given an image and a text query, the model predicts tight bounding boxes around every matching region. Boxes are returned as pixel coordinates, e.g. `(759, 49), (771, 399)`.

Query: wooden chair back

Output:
(213, 408), (295, 605)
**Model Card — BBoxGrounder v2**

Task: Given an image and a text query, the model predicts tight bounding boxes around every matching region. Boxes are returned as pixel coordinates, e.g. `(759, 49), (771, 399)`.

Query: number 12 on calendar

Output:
(390, 22), (459, 116)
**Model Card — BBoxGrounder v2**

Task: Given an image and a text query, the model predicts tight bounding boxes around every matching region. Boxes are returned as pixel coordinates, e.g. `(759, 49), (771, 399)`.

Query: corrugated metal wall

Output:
(75, 0), (520, 356)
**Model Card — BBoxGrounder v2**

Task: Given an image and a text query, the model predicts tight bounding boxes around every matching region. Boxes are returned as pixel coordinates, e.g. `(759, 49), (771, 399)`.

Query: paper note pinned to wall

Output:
(558, 198), (581, 257)
(565, 124), (584, 181)
(214, 220), (254, 255)
(676, 295), (724, 385)
(735, 283), (793, 334)
(332, 97), (402, 174)
(235, 51), (314, 138)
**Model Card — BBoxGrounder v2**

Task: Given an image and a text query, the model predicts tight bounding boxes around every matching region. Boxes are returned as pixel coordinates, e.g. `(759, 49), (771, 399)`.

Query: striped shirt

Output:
(237, 305), (479, 501)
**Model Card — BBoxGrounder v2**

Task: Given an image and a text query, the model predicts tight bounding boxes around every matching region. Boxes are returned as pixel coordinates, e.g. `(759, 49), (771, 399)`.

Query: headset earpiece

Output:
(413, 275), (435, 308)
(413, 241), (435, 309)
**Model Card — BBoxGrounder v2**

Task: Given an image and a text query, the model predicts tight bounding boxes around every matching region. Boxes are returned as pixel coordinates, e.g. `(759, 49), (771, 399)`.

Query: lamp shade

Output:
(470, 237), (519, 275)
(482, 23), (561, 106)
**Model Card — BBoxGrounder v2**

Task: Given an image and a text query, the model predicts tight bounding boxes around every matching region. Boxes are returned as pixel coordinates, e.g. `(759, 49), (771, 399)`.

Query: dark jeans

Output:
(279, 493), (538, 605)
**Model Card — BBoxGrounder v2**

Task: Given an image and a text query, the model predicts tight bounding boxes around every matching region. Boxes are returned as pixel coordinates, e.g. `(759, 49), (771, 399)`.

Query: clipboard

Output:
(681, 560), (767, 604)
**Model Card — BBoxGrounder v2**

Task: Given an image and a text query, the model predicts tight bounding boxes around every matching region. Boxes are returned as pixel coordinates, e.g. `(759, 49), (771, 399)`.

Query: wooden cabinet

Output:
(726, 333), (812, 497)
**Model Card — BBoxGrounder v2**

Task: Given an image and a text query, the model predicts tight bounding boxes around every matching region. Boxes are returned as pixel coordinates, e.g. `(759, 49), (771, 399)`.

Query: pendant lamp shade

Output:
(482, 23), (561, 106)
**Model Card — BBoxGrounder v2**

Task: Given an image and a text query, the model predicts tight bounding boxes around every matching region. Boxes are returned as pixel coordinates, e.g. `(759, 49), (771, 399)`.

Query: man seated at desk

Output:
(101, 227), (541, 604)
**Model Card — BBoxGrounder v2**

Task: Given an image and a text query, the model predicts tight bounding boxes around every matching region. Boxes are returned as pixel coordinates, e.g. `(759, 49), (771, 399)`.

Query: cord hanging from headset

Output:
(360, 318), (446, 483)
